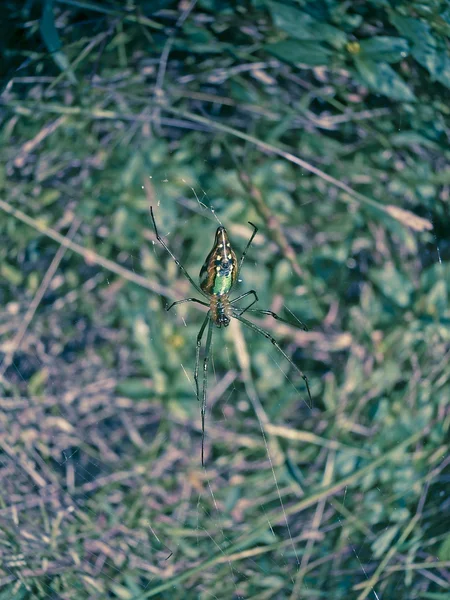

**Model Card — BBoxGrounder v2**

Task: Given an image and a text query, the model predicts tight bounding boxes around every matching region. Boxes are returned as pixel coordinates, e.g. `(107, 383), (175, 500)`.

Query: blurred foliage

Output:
(0, 0), (449, 599)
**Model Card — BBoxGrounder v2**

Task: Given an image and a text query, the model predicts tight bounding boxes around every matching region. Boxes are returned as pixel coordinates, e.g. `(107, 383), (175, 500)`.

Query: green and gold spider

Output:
(150, 207), (312, 465)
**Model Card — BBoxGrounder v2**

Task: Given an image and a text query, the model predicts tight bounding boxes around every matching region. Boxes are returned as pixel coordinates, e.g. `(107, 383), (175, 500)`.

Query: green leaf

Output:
(40, 189), (61, 206)
(438, 535), (450, 561)
(421, 263), (450, 292)
(390, 131), (440, 149)
(390, 14), (450, 89)
(51, 51), (77, 84)
(425, 280), (448, 318)
(109, 583), (132, 600)
(116, 379), (153, 399)
(40, 0), (77, 84)
(358, 36), (409, 63)
(389, 13), (431, 42)
(28, 368), (49, 396)
(267, 1), (347, 47)
(371, 525), (399, 559)
(370, 263), (413, 308)
(40, 0), (60, 54)
(1, 261), (23, 285)
(174, 23), (228, 54)
(266, 39), (331, 66)
(354, 57), (416, 102)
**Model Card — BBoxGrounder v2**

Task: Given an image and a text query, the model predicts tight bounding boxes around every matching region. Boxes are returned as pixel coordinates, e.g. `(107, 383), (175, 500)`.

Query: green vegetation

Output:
(1, 0), (449, 598)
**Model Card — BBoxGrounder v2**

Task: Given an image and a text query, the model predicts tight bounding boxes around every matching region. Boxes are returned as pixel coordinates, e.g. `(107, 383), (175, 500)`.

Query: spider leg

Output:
(194, 313), (210, 406)
(150, 207), (207, 298)
(201, 317), (214, 466)
(242, 308), (308, 331)
(230, 290), (259, 315)
(237, 222), (258, 279)
(166, 297), (209, 311)
(232, 313), (312, 408)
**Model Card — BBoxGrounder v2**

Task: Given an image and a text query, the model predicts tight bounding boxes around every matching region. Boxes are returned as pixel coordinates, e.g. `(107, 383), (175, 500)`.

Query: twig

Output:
(14, 116), (67, 168)
(265, 423), (371, 457)
(223, 141), (324, 319)
(0, 441), (48, 488)
(0, 199), (176, 300)
(161, 106), (433, 233)
(4, 99), (432, 234)
(230, 152), (305, 280)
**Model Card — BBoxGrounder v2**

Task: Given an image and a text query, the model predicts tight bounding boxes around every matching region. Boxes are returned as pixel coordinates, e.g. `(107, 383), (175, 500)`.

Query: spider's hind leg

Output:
(194, 313), (211, 407)
(200, 318), (214, 466)
(243, 308), (308, 331)
(232, 312), (312, 408)
(192, 312), (214, 465)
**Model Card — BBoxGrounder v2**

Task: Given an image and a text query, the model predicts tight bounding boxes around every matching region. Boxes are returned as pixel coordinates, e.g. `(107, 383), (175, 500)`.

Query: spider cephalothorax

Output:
(150, 207), (311, 465)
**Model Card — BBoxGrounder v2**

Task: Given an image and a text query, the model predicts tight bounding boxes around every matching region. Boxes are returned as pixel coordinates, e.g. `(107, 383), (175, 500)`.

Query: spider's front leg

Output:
(150, 207), (207, 298)
(166, 297), (209, 311)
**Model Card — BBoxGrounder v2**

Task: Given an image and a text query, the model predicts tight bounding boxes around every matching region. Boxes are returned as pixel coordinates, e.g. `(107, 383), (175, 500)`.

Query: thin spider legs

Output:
(232, 313), (312, 408)
(230, 290), (259, 315)
(201, 318), (214, 466)
(194, 313), (210, 407)
(237, 222), (258, 279)
(166, 297), (209, 311)
(231, 291), (308, 329)
(242, 308), (308, 331)
(151, 210), (313, 464)
(150, 207), (207, 298)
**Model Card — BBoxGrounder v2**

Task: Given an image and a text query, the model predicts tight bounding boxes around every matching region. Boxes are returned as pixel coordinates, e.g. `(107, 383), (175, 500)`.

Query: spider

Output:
(150, 207), (312, 465)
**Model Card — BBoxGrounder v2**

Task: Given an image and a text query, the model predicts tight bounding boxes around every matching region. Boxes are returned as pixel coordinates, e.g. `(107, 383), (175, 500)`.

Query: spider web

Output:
(0, 176), (448, 600)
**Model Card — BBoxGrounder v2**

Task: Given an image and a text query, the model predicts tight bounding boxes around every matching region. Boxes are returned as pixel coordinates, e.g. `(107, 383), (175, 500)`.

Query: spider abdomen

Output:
(199, 226), (237, 297)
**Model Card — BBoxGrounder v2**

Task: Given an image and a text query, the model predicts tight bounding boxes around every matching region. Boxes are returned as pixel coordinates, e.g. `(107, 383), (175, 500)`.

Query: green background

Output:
(0, 1), (449, 598)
